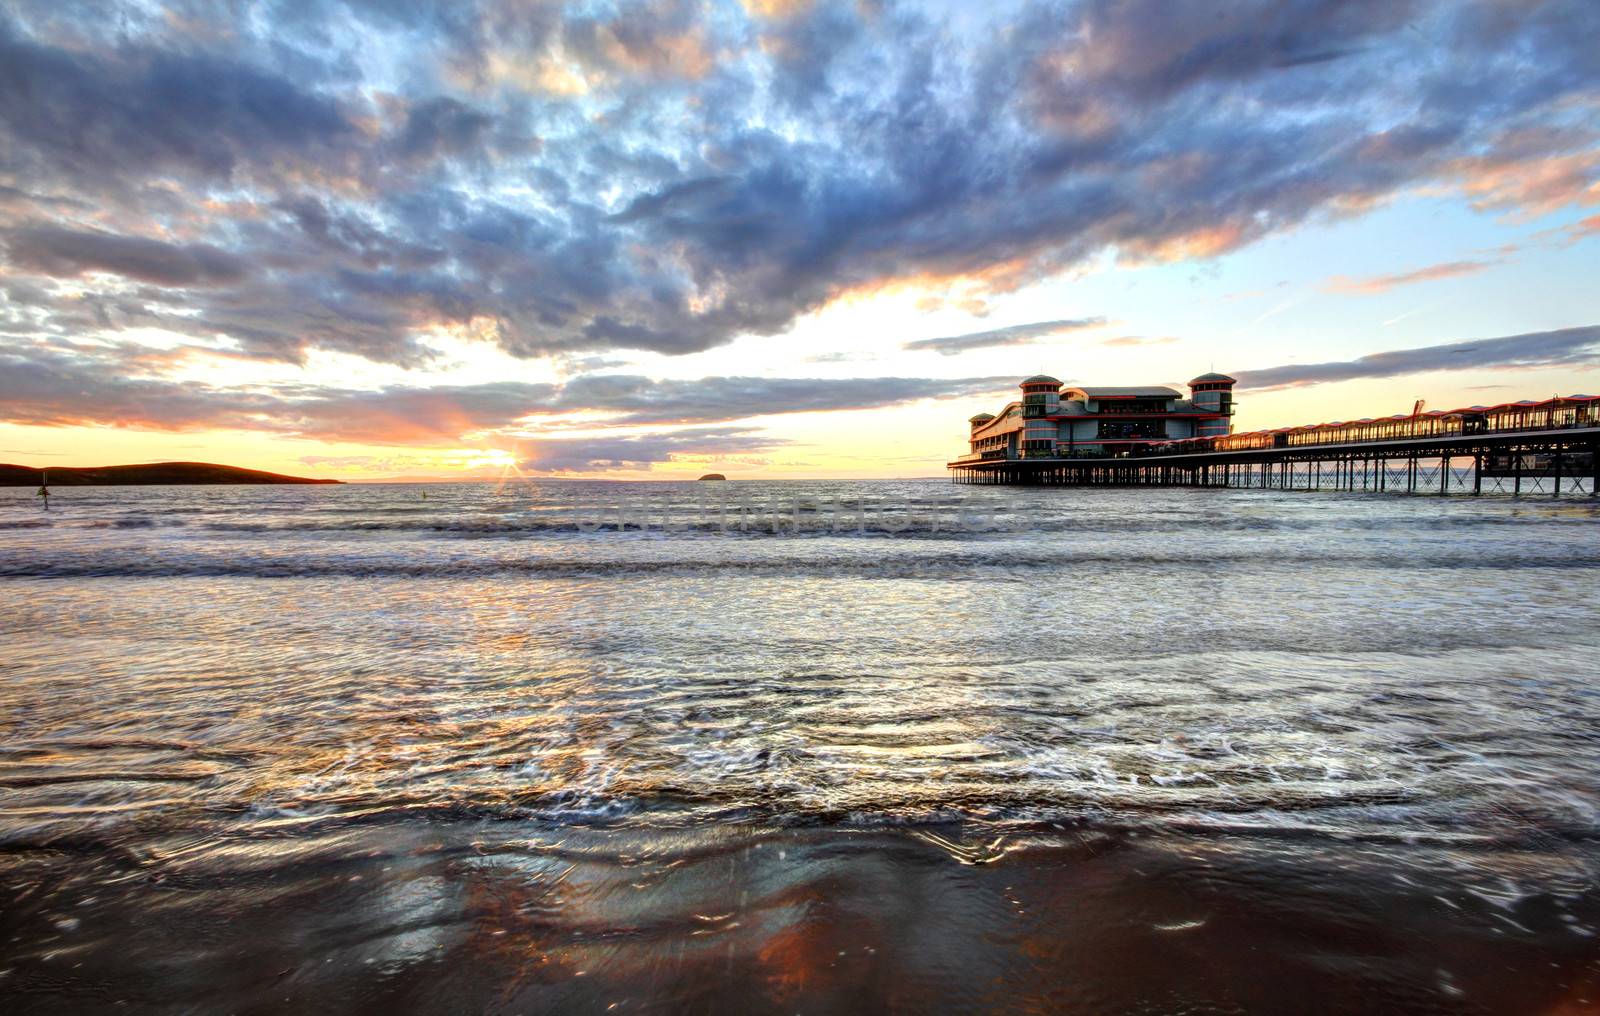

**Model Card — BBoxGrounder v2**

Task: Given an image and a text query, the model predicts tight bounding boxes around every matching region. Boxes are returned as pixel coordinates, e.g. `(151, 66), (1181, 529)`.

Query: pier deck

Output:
(949, 426), (1600, 495)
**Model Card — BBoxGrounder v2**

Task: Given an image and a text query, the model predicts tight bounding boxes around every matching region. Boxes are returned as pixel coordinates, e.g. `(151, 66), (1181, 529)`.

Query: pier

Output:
(950, 425), (1600, 495)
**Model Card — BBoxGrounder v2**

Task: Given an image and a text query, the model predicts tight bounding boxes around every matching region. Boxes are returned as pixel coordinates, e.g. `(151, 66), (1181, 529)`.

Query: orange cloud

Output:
(1118, 222), (1248, 264)
(1543, 212), (1600, 246)
(1323, 259), (1496, 295)
(1446, 148), (1600, 219)
(742, 0), (813, 18)
(470, 51), (595, 96)
(823, 255), (1043, 312)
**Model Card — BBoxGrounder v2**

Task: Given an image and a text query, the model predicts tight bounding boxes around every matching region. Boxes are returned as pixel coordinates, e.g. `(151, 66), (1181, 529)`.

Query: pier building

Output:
(965, 372), (1236, 462)
(950, 384), (1599, 496)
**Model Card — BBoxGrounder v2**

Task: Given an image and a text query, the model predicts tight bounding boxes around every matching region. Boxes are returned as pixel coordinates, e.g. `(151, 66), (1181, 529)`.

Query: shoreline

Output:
(3, 821), (1592, 1014)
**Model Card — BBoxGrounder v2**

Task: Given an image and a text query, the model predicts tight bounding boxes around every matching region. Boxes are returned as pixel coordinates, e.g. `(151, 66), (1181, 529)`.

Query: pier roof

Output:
(1067, 386), (1181, 399)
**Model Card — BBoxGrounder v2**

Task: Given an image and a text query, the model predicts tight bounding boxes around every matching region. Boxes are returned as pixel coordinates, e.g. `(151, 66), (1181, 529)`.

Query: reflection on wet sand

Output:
(4, 823), (1596, 1013)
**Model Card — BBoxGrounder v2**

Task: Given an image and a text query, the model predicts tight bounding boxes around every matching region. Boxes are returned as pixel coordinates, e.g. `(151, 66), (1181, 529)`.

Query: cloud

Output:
(1538, 212), (1600, 246)
(554, 353), (633, 376)
(741, 0), (813, 18)
(0, 341), (1013, 442)
(1569, 213), (1600, 238)
(295, 452), (505, 477)
(1322, 259), (1496, 294)
(1447, 145), (1600, 218)
(0, 343), (549, 442)
(298, 455), (390, 469)
(1231, 324), (1600, 391)
(0, 0), (1593, 368)
(516, 426), (786, 473)
(4, 226), (249, 286)
(903, 318), (1107, 355)
(550, 374), (1017, 423)
(393, 98), (495, 163)
(0, 24), (358, 193)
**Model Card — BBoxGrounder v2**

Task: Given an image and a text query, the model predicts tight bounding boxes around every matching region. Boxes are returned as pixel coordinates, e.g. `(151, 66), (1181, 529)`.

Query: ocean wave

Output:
(5, 546), (1599, 579)
(2, 780), (1585, 852)
(8, 504), (1596, 539)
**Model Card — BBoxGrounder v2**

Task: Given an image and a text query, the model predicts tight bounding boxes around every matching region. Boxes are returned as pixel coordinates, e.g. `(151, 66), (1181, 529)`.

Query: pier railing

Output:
(948, 424), (1600, 495)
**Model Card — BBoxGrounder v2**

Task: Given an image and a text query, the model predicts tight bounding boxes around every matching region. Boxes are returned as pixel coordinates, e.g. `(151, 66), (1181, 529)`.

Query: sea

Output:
(1, 479), (1598, 1014)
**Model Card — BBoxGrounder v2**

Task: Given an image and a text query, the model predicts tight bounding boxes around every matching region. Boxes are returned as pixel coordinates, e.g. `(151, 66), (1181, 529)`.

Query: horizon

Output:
(6, 376), (1598, 482)
(2, 1), (1597, 480)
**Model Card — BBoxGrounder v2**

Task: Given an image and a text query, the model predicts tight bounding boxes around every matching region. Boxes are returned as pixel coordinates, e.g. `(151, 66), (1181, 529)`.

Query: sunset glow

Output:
(2, 1), (1597, 480)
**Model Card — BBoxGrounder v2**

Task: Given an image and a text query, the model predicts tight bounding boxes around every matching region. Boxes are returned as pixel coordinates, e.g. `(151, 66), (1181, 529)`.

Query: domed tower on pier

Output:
(1188, 372), (1236, 438)
(1019, 375), (1062, 456)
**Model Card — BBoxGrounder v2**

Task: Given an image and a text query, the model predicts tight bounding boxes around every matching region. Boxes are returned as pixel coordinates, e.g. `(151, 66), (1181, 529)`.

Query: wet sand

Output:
(4, 821), (1596, 1014)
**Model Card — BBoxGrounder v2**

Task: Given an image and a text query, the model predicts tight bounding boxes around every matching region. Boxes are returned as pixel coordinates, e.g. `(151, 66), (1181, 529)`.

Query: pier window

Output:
(1098, 419), (1164, 439)
(1097, 399), (1171, 415)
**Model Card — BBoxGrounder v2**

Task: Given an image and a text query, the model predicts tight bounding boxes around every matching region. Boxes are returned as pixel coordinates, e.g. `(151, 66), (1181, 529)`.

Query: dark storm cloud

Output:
(1231, 325), (1600, 391)
(1035, 0), (1414, 102)
(903, 318), (1107, 356)
(0, 0), (1597, 366)
(4, 226), (249, 286)
(0, 22), (358, 192)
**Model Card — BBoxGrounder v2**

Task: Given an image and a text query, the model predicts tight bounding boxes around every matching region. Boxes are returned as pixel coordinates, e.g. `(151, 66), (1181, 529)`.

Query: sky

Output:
(1, 0), (1597, 481)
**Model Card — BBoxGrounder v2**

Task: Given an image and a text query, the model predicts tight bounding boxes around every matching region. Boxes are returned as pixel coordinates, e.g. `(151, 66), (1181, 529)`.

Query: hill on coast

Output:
(0, 462), (341, 486)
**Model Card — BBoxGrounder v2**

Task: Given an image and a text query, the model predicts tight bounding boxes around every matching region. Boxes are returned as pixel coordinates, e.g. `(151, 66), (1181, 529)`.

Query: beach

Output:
(2, 480), (1598, 1013)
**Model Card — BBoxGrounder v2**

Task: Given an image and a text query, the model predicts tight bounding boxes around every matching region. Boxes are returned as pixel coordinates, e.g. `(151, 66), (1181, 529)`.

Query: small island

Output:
(0, 461), (342, 486)
(697, 473), (727, 481)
